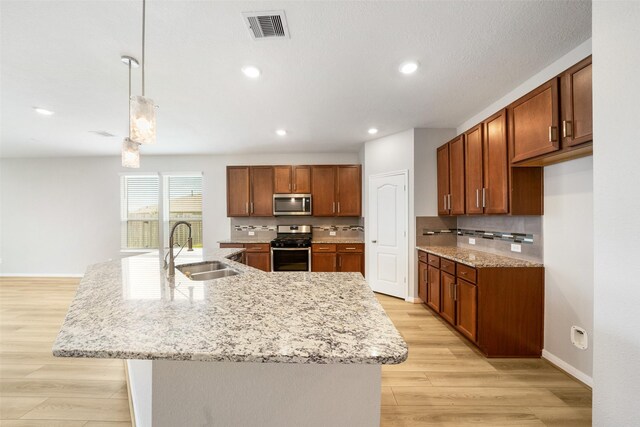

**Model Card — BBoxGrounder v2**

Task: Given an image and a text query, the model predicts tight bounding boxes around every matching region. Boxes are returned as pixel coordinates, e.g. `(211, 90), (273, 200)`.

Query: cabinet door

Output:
(455, 279), (477, 342)
(483, 109), (509, 214)
(311, 166), (336, 216)
(250, 167), (274, 216)
(437, 143), (450, 216)
(292, 166), (311, 193)
(227, 166), (250, 217)
(418, 261), (428, 303)
(274, 166), (292, 194)
(336, 165), (362, 217)
(464, 125), (483, 215)
(311, 253), (337, 272)
(449, 135), (465, 215)
(245, 252), (270, 272)
(509, 79), (560, 163)
(426, 265), (440, 311)
(338, 253), (363, 275)
(561, 57), (592, 148)
(440, 271), (456, 325)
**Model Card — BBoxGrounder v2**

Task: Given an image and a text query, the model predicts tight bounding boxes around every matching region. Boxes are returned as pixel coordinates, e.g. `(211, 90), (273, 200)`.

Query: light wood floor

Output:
(0, 278), (591, 426)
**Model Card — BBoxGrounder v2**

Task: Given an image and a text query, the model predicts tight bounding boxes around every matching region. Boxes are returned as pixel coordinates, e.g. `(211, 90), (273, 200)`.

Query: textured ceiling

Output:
(0, 1), (591, 157)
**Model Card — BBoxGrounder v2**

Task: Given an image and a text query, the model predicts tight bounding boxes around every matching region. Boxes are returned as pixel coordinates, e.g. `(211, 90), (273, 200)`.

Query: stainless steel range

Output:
(270, 225), (312, 272)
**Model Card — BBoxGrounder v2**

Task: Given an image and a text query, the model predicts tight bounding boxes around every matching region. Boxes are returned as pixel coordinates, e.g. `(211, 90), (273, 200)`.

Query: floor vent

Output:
(242, 11), (289, 40)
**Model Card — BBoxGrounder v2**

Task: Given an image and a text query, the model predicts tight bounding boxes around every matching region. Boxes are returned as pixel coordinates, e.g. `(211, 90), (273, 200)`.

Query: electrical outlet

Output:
(248, 231), (255, 236)
(511, 243), (522, 253)
(468, 238), (476, 245)
(329, 231), (337, 236)
(571, 326), (588, 350)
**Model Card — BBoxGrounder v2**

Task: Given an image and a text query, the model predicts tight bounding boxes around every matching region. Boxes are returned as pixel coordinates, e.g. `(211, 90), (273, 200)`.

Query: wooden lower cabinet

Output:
(439, 271), (456, 325)
(426, 265), (440, 311)
(418, 261), (428, 303)
(219, 243), (270, 272)
(418, 250), (544, 357)
(312, 243), (364, 276)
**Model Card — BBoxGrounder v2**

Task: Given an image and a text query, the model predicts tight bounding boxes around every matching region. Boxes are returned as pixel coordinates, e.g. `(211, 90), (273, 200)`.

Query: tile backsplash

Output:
(416, 215), (543, 263)
(230, 217), (364, 241)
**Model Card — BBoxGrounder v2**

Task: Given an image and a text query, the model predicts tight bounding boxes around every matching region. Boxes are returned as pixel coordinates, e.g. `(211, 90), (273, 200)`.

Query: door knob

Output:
(371, 240), (377, 243)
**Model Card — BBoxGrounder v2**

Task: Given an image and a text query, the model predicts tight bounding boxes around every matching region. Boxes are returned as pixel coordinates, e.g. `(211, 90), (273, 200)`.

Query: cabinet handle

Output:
(447, 194), (451, 210)
(337, 202), (341, 213)
(562, 120), (573, 138)
(460, 271), (467, 276)
(293, 183), (296, 191)
(289, 183), (291, 191)
(345, 247), (356, 250)
(245, 202), (249, 214)
(250, 202), (254, 214)
(333, 202), (336, 213)
(338, 255), (342, 268)
(476, 189), (480, 208)
(453, 283), (457, 301)
(443, 195), (447, 211)
(548, 126), (557, 142)
(482, 188), (486, 208)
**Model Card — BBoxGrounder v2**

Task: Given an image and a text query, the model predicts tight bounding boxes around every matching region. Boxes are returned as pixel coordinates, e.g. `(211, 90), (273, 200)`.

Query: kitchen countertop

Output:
(53, 249), (407, 365)
(416, 245), (543, 268)
(218, 239), (272, 244)
(219, 238), (365, 245)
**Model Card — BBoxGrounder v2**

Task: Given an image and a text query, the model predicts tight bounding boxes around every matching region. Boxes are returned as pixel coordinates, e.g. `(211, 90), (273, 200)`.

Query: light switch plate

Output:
(511, 243), (522, 253)
(469, 238), (476, 245)
(329, 231), (337, 236)
(248, 231), (255, 236)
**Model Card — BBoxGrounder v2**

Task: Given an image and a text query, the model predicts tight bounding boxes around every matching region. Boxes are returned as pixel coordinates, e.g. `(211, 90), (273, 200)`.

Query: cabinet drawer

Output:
(220, 243), (245, 249)
(441, 258), (455, 275)
(337, 244), (363, 253)
(244, 243), (270, 253)
(427, 254), (440, 268)
(418, 251), (428, 263)
(457, 264), (477, 284)
(312, 244), (337, 253)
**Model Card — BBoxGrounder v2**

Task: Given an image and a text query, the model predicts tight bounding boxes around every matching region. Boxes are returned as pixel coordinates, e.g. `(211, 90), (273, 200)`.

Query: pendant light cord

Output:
(142, 0), (146, 97)
(128, 61), (132, 138)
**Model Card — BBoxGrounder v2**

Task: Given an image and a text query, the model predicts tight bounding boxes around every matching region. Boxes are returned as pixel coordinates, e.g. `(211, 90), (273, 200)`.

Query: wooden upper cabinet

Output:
(273, 166), (293, 193)
(464, 125), (484, 215)
(250, 166), (274, 216)
(336, 165), (361, 217)
(483, 110), (509, 214)
(509, 78), (560, 163)
(292, 166), (311, 193)
(311, 166), (336, 216)
(227, 166), (250, 217)
(437, 143), (450, 216)
(561, 56), (592, 148)
(449, 136), (465, 215)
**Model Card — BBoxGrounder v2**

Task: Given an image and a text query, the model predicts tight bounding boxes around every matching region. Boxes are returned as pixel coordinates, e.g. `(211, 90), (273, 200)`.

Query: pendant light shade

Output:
(122, 138), (141, 168)
(130, 95), (156, 144)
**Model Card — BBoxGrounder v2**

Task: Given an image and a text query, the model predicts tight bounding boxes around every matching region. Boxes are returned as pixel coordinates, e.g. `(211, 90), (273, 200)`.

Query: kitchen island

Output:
(53, 249), (407, 426)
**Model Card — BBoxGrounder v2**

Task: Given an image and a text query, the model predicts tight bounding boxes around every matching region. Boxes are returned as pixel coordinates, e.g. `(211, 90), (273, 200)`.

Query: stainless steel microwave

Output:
(273, 194), (312, 216)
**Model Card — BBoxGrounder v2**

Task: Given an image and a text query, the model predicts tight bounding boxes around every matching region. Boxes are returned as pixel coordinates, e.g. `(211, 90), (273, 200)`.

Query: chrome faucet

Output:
(167, 221), (194, 277)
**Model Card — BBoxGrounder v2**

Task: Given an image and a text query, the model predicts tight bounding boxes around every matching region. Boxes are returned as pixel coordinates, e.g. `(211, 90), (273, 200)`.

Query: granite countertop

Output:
(416, 245), (543, 268)
(218, 239), (272, 244)
(311, 239), (364, 244)
(53, 249), (407, 365)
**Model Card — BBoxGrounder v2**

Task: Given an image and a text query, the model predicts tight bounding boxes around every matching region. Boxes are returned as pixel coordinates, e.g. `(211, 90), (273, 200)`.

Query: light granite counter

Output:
(52, 249), (407, 365)
(311, 239), (364, 244)
(218, 239), (272, 244)
(416, 245), (543, 268)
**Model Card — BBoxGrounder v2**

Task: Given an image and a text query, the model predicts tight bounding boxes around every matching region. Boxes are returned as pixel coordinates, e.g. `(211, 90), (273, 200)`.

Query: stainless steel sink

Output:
(187, 269), (239, 281)
(177, 261), (228, 276)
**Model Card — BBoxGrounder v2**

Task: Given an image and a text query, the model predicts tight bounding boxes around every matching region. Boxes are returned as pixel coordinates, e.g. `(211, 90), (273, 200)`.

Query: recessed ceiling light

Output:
(399, 61), (419, 75)
(368, 128), (378, 135)
(34, 107), (54, 115)
(276, 129), (287, 136)
(242, 66), (261, 79)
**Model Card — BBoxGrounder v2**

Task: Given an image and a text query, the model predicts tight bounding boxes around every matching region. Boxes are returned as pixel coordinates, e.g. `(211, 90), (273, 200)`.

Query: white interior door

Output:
(367, 171), (408, 298)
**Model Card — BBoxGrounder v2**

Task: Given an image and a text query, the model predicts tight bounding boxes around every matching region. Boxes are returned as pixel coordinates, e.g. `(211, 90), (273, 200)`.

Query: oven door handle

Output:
(271, 247), (312, 251)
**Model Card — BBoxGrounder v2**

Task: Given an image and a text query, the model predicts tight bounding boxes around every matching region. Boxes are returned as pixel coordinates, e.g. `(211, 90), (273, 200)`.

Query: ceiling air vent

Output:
(242, 10), (289, 40)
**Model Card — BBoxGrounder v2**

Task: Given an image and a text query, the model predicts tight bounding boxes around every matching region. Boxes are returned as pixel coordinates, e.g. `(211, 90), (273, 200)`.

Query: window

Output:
(121, 173), (203, 251)
(121, 175), (159, 250)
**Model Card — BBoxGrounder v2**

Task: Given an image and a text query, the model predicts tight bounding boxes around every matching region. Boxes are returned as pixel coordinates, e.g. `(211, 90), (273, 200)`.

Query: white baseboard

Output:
(0, 273), (83, 278)
(542, 349), (593, 388)
(405, 296), (422, 304)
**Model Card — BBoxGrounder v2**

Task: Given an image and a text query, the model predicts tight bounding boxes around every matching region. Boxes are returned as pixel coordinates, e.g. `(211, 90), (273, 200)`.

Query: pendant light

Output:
(121, 56), (141, 168)
(130, 0), (156, 144)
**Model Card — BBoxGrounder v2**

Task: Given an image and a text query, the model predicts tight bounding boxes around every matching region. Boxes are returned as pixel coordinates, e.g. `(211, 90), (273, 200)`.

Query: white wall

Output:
(0, 152), (358, 275)
(361, 129), (415, 300)
(452, 40), (594, 384)
(414, 128), (456, 216)
(543, 156), (593, 385)
(593, 2), (640, 424)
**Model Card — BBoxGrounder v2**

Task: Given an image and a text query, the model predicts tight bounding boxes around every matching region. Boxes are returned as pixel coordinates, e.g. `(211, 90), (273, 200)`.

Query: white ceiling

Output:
(0, 1), (591, 158)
